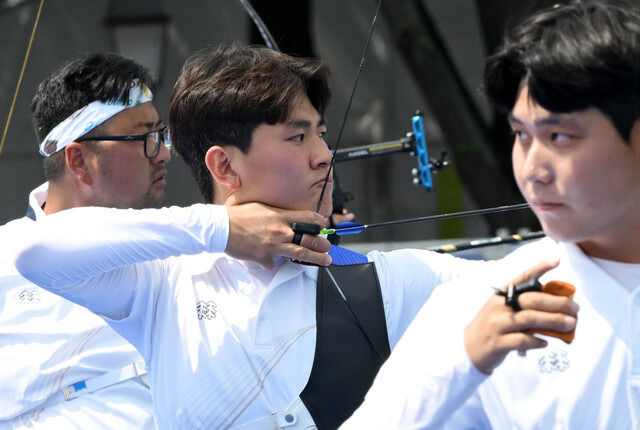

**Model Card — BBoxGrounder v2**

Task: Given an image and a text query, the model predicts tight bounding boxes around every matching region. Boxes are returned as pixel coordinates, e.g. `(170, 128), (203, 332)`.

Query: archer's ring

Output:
(494, 284), (522, 312)
(505, 283), (522, 312)
(494, 278), (542, 312)
(292, 232), (303, 245)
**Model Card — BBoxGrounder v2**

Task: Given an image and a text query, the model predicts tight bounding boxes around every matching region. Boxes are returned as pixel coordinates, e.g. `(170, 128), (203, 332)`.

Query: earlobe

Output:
(65, 142), (92, 185)
(205, 146), (241, 190)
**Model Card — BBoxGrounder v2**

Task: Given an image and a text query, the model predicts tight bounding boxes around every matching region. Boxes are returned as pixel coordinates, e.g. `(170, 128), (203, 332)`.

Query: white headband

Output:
(39, 79), (153, 157)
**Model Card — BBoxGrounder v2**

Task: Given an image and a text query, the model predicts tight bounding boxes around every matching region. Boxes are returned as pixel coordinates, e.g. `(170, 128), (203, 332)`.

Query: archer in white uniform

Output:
(343, 238), (639, 429)
(5, 50), (332, 429)
(14, 44), (501, 429)
(0, 52), (166, 429)
(0, 184), (154, 429)
(342, 1), (640, 428)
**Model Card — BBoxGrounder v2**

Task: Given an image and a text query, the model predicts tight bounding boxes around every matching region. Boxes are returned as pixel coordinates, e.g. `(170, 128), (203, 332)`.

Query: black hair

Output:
(484, 0), (640, 141)
(169, 43), (331, 203)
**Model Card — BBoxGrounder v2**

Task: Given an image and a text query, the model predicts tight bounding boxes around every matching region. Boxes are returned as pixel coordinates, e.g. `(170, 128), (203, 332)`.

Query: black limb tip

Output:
(292, 223), (322, 235)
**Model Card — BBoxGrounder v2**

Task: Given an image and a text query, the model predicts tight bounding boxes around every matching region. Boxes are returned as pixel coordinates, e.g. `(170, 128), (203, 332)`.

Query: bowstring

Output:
(0, 0), (45, 159)
(315, 0), (383, 213)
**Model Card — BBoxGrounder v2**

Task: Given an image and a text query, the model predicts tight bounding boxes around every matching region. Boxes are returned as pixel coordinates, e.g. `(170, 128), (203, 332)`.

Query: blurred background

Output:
(1, 0), (560, 249)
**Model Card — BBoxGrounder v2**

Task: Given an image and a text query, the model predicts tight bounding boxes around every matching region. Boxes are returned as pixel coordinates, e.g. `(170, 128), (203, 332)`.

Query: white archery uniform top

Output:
(342, 237), (640, 429)
(14, 203), (496, 429)
(0, 183), (154, 429)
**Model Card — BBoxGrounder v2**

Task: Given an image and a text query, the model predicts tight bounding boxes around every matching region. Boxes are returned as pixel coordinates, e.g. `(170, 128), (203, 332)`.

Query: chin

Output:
(540, 223), (585, 244)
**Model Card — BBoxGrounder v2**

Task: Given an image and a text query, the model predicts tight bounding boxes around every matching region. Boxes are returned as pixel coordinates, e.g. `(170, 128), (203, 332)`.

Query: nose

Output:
(153, 139), (172, 164)
(310, 136), (332, 170)
(516, 139), (553, 184)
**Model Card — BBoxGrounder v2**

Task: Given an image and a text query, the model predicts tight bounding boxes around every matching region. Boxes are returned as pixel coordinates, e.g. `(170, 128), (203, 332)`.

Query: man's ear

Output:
(65, 142), (93, 185)
(205, 145), (241, 190)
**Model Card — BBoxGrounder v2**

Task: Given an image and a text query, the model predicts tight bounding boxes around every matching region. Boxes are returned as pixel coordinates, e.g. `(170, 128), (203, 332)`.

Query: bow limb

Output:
(315, 0), (383, 212)
(0, 0), (45, 158)
(237, 0), (280, 51)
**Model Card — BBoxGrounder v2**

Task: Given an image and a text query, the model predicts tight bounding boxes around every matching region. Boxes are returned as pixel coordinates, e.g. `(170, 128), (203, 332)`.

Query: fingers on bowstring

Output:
(285, 242), (332, 267)
(283, 227), (332, 266)
(299, 233), (331, 254)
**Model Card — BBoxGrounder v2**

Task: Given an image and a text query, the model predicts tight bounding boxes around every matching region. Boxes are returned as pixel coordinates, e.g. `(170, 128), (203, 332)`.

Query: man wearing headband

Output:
(11, 44), (513, 429)
(1, 51), (330, 428)
(0, 52), (161, 428)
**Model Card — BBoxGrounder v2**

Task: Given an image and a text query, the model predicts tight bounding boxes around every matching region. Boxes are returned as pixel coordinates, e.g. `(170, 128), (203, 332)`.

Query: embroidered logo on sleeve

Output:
(196, 300), (218, 320)
(538, 349), (570, 373)
(18, 289), (41, 304)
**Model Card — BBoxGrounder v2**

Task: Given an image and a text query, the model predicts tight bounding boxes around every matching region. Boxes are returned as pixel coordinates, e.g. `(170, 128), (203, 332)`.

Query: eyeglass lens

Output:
(144, 129), (172, 158)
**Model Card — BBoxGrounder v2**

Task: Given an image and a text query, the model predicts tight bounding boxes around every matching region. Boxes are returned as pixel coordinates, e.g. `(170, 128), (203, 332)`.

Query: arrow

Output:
(318, 203), (531, 236)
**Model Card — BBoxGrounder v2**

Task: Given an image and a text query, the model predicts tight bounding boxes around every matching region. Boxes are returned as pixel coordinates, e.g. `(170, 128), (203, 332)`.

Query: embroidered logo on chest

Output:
(537, 349), (570, 373)
(18, 289), (41, 304)
(196, 300), (218, 320)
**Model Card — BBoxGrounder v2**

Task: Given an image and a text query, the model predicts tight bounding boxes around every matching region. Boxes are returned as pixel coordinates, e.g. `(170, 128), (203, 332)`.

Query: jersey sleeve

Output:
(368, 249), (497, 349)
(13, 203), (229, 319)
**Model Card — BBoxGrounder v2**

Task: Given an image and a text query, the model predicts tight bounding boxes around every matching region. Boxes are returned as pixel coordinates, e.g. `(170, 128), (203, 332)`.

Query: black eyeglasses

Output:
(76, 126), (172, 159)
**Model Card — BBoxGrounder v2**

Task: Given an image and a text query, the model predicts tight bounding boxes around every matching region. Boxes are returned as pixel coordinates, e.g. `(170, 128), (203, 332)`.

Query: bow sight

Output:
(332, 111), (448, 191)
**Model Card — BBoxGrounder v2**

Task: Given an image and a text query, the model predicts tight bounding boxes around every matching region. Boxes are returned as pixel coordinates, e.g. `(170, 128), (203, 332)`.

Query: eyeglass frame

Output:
(76, 126), (172, 159)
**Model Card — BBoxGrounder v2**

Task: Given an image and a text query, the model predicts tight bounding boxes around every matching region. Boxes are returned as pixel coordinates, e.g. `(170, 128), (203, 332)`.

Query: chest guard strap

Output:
(300, 256), (391, 429)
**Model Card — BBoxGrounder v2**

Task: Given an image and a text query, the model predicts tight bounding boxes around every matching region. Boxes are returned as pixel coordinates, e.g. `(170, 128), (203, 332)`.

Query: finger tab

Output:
(530, 280), (577, 344)
(541, 280), (575, 298)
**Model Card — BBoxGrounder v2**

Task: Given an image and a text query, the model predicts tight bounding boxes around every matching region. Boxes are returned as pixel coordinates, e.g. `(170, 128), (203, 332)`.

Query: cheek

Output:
(249, 160), (305, 202)
(273, 154), (307, 182)
(564, 153), (607, 196)
(560, 155), (628, 218)
(261, 161), (301, 187)
(121, 159), (148, 180)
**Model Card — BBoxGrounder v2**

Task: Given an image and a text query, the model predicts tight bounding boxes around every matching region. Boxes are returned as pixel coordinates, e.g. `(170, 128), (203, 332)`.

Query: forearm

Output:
(15, 204), (229, 288)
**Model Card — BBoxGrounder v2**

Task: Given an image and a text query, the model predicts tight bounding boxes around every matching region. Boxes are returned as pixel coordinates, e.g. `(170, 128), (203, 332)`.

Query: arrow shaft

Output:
(328, 203), (531, 235)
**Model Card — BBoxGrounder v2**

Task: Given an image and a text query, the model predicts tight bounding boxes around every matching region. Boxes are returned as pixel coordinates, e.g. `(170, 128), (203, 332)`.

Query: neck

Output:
(217, 187), (245, 207)
(212, 182), (233, 206)
(577, 221), (640, 263)
(578, 240), (640, 264)
(44, 179), (86, 215)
